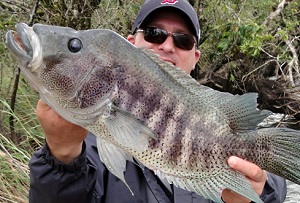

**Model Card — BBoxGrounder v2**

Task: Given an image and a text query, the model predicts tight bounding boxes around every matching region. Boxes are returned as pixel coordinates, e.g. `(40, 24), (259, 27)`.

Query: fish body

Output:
(5, 23), (300, 203)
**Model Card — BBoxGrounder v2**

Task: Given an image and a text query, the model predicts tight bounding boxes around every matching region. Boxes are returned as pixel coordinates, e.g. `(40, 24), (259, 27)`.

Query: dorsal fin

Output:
(141, 48), (270, 131)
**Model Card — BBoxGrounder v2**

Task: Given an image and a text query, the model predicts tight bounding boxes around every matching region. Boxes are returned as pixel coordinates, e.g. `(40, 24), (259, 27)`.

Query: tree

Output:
(191, 0), (300, 118)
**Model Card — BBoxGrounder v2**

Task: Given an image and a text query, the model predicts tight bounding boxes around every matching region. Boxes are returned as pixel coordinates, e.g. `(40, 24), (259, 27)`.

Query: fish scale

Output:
(117, 68), (247, 169)
(5, 23), (300, 203)
(103, 55), (244, 191)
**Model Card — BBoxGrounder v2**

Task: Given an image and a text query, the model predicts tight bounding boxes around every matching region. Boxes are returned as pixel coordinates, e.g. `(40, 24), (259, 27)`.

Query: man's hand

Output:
(221, 156), (267, 203)
(37, 100), (88, 163)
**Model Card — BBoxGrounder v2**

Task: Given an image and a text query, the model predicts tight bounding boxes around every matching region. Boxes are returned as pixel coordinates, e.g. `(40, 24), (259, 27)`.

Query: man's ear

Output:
(195, 49), (201, 63)
(127, 35), (135, 45)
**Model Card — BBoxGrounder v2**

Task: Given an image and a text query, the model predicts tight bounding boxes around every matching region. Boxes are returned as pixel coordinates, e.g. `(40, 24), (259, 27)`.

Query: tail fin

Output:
(258, 128), (300, 184)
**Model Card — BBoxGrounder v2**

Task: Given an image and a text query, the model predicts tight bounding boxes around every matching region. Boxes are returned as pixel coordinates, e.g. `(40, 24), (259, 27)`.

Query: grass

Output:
(0, 45), (44, 202)
(0, 139), (29, 203)
(0, 94), (43, 203)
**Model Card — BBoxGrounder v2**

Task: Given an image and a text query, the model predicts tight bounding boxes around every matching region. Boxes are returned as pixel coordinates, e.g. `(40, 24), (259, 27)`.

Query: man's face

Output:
(128, 9), (200, 74)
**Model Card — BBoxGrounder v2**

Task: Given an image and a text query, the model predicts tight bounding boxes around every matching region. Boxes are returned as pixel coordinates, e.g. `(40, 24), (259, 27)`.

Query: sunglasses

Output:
(136, 27), (196, 50)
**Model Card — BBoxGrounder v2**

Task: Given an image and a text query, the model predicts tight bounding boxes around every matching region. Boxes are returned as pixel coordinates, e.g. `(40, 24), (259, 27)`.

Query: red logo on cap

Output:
(161, 0), (178, 4)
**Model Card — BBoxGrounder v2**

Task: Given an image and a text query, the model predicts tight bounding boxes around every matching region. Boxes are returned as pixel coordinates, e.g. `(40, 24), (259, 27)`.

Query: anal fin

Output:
(154, 169), (263, 203)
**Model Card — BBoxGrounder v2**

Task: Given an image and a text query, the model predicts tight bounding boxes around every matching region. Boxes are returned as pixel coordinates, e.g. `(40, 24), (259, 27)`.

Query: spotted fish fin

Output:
(210, 93), (271, 131)
(96, 138), (134, 195)
(193, 90), (271, 131)
(140, 48), (210, 91)
(103, 104), (156, 151)
(155, 169), (263, 203)
(141, 48), (270, 131)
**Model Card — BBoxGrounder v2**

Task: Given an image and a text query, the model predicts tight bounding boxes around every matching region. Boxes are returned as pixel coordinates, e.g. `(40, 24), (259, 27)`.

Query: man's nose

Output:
(157, 35), (175, 53)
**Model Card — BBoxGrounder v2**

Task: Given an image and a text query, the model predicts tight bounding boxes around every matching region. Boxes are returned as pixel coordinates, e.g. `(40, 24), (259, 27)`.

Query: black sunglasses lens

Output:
(142, 27), (195, 50)
(144, 28), (168, 44)
(173, 34), (195, 50)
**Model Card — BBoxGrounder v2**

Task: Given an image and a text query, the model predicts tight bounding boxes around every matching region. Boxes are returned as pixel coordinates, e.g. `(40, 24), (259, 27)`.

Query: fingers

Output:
(223, 156), (267, 202)
(222, 189), (251, 203)
(36, 99), (62, 122)
(37, 99), (50, 111)
(228, 156), (266, 182)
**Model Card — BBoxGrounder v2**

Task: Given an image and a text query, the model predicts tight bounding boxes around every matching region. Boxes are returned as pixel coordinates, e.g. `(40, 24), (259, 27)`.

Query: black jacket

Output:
(29, 133), (287, 203)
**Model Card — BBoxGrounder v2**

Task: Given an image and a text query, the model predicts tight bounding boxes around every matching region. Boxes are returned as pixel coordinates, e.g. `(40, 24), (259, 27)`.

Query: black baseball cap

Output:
(132, 0), (200, 46)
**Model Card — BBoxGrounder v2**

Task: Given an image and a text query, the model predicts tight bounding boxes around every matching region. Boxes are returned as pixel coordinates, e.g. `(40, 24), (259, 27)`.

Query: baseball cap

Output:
(132, 0), (200, 45)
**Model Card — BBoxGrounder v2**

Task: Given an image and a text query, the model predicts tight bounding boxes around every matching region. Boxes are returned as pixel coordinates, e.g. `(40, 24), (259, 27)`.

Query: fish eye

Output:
(68, 38), (82, 53)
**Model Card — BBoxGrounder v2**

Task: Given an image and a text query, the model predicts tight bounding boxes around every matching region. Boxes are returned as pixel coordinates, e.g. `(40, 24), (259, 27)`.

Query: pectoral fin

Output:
(103, 104), (156, 151)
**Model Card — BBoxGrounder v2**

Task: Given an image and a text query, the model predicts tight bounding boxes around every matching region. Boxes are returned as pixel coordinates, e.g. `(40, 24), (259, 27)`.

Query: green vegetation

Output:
(0, 0), (299, 202)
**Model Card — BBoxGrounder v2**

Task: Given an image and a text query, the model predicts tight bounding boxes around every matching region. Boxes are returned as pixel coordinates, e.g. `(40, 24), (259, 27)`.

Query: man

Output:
(29, 0), (287, 202)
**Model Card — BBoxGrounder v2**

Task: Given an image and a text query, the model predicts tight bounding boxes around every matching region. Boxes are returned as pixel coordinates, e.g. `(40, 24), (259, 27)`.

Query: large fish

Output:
(5, 23), (300, 203)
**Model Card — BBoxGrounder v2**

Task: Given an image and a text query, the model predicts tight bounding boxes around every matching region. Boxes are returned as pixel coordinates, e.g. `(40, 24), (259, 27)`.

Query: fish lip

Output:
(5, 23), (42, 71)
(5, 29), (31, 66)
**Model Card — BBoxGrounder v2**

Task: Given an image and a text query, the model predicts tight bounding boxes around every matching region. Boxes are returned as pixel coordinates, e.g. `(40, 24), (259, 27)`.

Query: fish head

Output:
(5, 23), (118, 125)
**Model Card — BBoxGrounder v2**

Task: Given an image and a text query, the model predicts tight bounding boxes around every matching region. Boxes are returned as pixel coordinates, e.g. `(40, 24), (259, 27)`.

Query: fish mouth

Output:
(5, 23), (42, 71)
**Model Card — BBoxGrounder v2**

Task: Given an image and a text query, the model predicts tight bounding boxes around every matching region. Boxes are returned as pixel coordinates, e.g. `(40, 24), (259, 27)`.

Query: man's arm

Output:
(36, 100), (87, 163)
(260, 172), (287, 203)
(29, 141), (100, 203)
(29, 100), (99, 203)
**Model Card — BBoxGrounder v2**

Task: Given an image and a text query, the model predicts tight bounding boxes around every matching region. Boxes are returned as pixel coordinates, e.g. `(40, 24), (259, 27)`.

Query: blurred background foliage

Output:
(0, 0), (299, 202)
